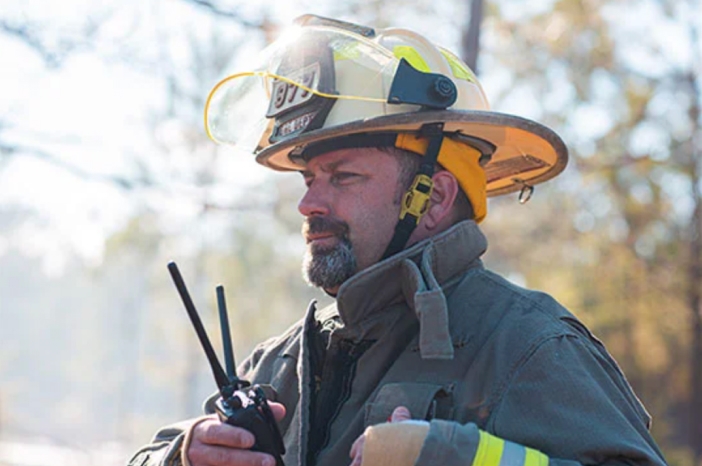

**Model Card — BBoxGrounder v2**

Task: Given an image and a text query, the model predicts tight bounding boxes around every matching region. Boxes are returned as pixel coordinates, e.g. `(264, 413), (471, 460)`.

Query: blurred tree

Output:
(0, 13), (122, 185)
(462, 0), (485, 73)
(481, 0), (700, 462)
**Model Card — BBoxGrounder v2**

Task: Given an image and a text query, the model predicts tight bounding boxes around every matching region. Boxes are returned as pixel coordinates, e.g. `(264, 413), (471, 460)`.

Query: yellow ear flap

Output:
(395, 134), (487, 223)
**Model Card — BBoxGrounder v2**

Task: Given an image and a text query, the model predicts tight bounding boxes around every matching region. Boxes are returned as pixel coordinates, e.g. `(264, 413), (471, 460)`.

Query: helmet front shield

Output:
(205, 27), (402, 154)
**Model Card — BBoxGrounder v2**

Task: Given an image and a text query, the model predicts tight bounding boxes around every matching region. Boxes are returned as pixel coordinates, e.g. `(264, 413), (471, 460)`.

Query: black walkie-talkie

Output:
(167, 262), (285, 465)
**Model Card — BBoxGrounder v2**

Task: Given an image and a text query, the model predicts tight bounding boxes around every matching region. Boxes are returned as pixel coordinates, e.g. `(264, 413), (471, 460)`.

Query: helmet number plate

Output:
(267, 63), (321, 118)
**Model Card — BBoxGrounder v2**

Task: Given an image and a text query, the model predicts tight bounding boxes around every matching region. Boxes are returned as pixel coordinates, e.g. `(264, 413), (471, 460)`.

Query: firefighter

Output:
(129, 15), (665, 466)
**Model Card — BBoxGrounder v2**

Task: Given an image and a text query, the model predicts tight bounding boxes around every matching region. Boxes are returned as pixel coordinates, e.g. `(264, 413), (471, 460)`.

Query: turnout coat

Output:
(129, 221), (665, 466)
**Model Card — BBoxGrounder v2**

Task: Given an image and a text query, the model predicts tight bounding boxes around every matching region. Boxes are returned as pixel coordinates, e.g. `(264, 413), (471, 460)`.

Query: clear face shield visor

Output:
(204, 26), (407, 155)
(205, 26), (458, 160)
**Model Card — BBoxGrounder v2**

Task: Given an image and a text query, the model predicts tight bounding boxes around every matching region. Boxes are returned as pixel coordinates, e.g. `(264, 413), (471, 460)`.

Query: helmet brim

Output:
(255, 109), (568, 197)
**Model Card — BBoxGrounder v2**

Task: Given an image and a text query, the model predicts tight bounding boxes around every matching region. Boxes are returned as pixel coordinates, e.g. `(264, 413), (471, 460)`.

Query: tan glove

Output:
(360, 420), (430, 466)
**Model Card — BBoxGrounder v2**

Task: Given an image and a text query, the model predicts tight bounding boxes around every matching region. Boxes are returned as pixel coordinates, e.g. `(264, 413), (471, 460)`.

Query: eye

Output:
(301, 171), (314, 187)
(330, 172), (359, 185)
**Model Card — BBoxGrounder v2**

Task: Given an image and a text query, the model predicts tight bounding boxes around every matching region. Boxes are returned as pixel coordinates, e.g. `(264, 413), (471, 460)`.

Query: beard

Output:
(302, 217), (358, 290)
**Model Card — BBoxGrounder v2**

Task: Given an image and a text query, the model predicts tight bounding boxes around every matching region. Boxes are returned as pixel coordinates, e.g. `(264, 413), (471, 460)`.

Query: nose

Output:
(298, 180), (331, 217)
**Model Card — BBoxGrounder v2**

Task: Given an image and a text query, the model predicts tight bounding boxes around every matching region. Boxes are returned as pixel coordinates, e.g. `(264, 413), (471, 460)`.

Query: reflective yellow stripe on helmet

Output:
(472, 431), (549, 466)
(392, 45), (430, 72)
(333, 41), (362, 61)
(438, 47), (476, 82)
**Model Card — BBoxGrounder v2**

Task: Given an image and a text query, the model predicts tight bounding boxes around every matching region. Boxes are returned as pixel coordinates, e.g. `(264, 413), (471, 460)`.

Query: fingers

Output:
(188, 442), (276, 466)
(350, 433), (364, 459)
(186, 400), (286, 466)
(191, 402), (284, 448)
(349, 433), (365, 466)
(349, 452), (363, 466)
(187, 418), (277, 466)
(267, 401), (286, 422)
(349, 407), (412, 466)
(390, 406), (411, 422)
(192, 417), (255, 449)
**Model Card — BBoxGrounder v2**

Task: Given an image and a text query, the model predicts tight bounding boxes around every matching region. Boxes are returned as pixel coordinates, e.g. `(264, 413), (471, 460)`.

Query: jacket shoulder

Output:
(238, 316), (305, 381)
(448, 268), (585, 345)
(449, 268), (639, 411)
(448, 270), (662, 463)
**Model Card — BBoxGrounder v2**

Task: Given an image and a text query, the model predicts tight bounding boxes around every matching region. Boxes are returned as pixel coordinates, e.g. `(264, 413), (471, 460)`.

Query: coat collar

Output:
(330, 220), (487, 357)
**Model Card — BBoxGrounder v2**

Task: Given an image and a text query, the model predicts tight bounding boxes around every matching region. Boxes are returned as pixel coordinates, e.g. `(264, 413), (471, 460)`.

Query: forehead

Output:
(303, 146), (398, 172)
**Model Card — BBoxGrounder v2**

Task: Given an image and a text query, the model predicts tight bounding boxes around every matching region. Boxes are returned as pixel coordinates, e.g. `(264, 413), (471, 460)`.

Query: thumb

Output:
(268, 401), (286, 422)
(390, 406), (411, 423)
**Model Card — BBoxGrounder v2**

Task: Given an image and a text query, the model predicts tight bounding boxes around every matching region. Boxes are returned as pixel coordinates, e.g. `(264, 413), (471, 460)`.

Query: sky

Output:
(1, 0), (700, 276)
(1, 0), (275, 274)
(0, 0), (474, 275)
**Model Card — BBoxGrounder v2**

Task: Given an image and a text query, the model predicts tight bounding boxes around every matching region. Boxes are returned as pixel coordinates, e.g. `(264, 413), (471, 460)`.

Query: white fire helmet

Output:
(204, 14), (567, 218)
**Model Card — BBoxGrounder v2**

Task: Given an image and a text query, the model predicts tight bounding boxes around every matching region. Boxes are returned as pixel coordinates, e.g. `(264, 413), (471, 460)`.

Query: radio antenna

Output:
(167, 262), (230, 392)
(216, 285), (237, 381)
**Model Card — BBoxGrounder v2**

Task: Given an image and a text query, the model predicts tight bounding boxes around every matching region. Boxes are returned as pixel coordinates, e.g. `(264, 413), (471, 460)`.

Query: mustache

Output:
(302, 216), (350, 238)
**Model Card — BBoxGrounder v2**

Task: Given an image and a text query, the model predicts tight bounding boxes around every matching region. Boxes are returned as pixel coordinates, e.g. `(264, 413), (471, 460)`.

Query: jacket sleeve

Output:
(126, 338), (277, 466)
(414, 334), (666, 466)
(126, 420), (193, 466)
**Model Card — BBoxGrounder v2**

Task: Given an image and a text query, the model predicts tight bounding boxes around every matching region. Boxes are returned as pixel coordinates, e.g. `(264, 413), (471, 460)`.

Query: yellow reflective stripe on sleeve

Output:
(473, 430), (549, 466)
(473, 430), (505, 466)
(392, 45), (430, 72)
(498, 440), (526, 466)
(524, 447), (549, 466)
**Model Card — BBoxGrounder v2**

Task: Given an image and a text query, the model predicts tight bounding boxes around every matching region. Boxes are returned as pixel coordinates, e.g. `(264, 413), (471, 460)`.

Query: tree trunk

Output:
(462, 0), (483, 75)
(685, 66), (702, 464)
(689, 144), (702, 466)
(690, 207), (702, 464)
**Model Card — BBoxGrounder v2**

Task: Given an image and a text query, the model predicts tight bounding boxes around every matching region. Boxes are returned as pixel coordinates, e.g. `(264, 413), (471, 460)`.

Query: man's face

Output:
(298, 147), (404, 293)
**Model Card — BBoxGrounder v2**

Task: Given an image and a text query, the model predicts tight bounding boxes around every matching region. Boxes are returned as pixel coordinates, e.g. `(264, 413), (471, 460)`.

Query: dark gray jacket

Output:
(129, 221), (666, 466)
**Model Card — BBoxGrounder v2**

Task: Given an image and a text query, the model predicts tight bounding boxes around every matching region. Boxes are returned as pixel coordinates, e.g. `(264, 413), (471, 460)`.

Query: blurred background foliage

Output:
(0, 0), (699, 464)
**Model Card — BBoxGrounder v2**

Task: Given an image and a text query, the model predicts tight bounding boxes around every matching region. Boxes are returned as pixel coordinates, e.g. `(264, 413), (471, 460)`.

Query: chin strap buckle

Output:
(400, 174), (434, 223)
(380, 123), (445, 261)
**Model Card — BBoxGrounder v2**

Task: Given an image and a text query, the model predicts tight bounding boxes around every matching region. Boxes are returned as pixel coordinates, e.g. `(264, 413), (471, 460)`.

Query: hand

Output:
(186, 402), (286, 466)
(349, 406), (412, 466)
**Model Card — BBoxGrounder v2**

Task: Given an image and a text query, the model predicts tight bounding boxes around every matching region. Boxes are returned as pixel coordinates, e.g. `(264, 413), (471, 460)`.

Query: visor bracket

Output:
(388, 59), (457, 109)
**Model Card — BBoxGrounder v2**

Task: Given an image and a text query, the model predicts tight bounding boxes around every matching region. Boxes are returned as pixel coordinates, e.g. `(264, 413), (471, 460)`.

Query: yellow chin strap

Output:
(395, 133), (488, 223)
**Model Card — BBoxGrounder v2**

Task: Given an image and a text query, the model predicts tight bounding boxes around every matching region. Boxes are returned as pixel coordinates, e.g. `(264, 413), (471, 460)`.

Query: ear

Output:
(421, 170), (460, 231)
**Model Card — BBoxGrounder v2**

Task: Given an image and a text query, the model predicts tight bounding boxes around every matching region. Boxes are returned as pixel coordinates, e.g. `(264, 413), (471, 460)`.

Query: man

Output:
(129, 14), (666, 466)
